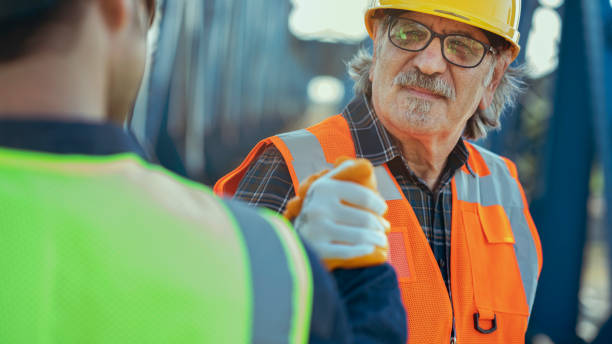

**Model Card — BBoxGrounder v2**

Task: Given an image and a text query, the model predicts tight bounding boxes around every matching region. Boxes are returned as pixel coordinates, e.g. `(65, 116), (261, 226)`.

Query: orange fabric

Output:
(459, 201), (529, 317)
(215, 114), (536, 343)
(478, 204), (515, 244)
(462, 142), (491, 177)
(306, 115), (356, 163)
(214, 140), (270, 196)
(214, 136), (299, 196)
(386, 199), (453, 343)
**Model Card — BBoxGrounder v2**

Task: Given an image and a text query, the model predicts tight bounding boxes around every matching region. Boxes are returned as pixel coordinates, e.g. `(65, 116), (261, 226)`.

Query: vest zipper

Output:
(448, 244), (456, 343)
(449, 285), (457, 343)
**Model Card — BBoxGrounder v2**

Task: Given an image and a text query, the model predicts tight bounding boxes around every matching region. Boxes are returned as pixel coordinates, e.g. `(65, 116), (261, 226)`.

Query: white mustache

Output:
(393, 70), (456, 100)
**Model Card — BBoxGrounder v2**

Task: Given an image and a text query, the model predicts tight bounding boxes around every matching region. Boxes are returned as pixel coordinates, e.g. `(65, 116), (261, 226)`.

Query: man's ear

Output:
(96, 0), (129, 32)
(479, 50), (511, 110)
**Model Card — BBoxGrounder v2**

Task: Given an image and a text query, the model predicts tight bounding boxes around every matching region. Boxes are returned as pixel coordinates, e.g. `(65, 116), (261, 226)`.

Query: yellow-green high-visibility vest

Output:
(0, 147), (313, 343)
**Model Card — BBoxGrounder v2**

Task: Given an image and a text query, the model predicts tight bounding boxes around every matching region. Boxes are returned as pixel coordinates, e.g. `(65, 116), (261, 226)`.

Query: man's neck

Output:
(0, 50), (106, 123)
(397, 131), (463, 191)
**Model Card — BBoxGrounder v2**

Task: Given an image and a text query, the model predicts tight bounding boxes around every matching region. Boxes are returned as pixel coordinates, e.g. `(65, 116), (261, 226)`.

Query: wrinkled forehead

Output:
(395, 10), (490, 42)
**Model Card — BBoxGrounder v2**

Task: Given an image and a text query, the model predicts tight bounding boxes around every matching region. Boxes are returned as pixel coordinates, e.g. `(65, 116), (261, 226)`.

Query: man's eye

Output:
(447, 40), (471, 54)
(398, 30), (425, 41)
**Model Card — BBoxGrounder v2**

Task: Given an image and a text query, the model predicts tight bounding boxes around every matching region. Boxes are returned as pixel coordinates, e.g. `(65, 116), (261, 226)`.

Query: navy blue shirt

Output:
(0, 119), (407, 344)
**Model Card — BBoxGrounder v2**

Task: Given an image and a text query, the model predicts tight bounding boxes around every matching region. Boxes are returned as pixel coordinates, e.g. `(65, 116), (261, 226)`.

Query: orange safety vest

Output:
(215, 114), (543, 343)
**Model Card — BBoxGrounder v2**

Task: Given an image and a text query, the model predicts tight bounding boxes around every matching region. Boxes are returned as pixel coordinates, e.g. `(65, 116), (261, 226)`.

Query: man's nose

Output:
(411, 37), (448, 76)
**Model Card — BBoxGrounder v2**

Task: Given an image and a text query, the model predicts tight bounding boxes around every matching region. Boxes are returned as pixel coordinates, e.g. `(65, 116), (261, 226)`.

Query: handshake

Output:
(284, 157), (390, 270)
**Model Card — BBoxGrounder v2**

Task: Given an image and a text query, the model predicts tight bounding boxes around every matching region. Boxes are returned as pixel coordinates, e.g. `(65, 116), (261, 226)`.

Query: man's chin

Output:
(401, 96), (432, 111)
(404, 115), (436, 130)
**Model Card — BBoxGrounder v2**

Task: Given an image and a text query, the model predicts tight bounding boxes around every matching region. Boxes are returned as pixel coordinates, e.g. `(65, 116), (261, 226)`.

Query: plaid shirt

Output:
(234, 95), (470, 295)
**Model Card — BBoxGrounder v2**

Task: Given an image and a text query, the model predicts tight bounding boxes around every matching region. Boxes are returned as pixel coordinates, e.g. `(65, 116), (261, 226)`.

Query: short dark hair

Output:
(0, 0), (87, 63)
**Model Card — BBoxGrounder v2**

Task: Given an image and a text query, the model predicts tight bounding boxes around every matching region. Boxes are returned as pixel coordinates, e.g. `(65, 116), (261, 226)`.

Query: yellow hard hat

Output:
(365, 0), (521, 60)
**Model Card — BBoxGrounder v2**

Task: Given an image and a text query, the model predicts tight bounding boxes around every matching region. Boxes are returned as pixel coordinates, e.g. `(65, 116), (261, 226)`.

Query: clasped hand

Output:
(294, 160), (390, 260)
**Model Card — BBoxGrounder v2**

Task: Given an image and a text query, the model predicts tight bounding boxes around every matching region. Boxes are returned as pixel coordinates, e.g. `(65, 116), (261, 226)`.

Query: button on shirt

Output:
(234, 95), (471, 295)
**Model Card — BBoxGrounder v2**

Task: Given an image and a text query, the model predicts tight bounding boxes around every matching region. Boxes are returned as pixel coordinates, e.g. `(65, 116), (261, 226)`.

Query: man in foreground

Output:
(0, 0), (405, 342)
(216, 0), (543, 342)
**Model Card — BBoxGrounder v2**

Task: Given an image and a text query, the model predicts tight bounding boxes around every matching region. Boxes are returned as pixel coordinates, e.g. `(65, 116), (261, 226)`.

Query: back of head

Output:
(0, 0), (86, 63)
(0, 0), (154, 123)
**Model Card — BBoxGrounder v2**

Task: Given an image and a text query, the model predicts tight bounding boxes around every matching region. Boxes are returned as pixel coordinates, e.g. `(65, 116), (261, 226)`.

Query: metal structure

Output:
(132, 0), (314, 183)
(525, 0), (594, 341)
(588, 0), (612, 342)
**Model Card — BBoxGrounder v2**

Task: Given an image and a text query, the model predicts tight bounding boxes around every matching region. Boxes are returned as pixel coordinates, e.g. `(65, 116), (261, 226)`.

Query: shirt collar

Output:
(341, 94), (473, 179)
(341, 94), (403, 166)
(0, 119), (148, 159)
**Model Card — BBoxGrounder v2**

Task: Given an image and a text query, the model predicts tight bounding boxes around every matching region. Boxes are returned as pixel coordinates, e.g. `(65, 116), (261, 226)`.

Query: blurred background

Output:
(130, 0), (612, 342)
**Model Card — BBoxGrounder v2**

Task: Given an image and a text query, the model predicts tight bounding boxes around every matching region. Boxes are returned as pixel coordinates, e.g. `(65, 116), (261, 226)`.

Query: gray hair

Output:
(348, 16), (525, 140)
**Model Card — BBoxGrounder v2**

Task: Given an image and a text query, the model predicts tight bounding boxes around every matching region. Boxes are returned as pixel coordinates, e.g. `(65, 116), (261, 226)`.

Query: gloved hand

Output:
(289, 158), (390, 270)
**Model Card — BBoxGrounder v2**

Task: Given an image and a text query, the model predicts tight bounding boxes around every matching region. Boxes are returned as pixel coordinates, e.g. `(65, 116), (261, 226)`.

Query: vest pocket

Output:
(477, 205), (515, 244)
(461, 206), (530, 317)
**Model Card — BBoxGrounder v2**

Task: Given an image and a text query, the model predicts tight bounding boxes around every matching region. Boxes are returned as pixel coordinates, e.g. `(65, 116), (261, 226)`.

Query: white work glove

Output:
(294, 160), (389, 260)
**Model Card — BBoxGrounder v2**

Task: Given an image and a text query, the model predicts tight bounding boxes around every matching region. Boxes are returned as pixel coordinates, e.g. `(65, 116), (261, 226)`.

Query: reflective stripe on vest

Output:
(225, 201), (313, 344)
(277, 130), (403, 201)
(278, 129), (332, 183)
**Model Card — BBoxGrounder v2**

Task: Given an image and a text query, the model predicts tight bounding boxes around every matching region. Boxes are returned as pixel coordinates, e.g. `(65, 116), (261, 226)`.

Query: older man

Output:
(216, 0), (543, 342)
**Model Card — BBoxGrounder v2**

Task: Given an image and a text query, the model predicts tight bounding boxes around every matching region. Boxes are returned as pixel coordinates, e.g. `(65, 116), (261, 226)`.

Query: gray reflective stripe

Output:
(455, 146), (539, 312)
(224, 201), (295, 344)
(277, 130), (403, 201)
(278, 130), (332, 184)
(261, 212), (313, 344)
(375, 165), (403, 201)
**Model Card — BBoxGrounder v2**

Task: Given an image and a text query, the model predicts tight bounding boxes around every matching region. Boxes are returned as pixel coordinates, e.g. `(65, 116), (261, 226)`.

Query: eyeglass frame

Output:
(387, 16), (497, 69)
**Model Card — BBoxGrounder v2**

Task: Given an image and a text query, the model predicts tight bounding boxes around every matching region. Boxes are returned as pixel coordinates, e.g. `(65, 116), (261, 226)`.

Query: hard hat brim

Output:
(365, 2), (521, 60)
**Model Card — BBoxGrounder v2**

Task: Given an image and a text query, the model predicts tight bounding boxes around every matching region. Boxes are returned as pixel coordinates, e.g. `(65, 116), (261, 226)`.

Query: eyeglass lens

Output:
(389, 19), (487, 68)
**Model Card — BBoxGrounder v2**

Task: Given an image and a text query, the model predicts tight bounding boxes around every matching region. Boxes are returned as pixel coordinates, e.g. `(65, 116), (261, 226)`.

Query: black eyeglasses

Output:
(388, 17), (496, 68)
